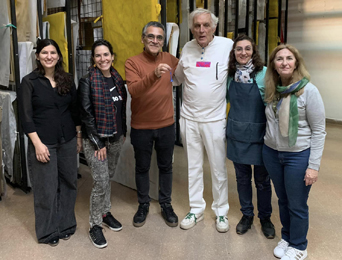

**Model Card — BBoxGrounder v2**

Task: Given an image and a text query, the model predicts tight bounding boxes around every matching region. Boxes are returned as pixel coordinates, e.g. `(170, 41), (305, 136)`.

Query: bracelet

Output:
(77, 130), (82, 134)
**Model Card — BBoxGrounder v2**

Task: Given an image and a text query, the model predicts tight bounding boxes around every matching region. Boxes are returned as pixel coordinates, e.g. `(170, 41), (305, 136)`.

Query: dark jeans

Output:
(233, 162), (272, 219)
(27, 137), (77, 243)
(263, 145), (311, 250)
(131, 124), (175, 205)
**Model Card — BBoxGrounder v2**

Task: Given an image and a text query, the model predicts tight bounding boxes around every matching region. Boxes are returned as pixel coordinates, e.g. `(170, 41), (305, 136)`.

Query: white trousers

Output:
(180, 117), (229, 216)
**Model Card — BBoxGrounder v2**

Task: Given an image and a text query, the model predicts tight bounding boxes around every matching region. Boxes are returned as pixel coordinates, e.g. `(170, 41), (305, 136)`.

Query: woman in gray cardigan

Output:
(263, 44), (326, 260)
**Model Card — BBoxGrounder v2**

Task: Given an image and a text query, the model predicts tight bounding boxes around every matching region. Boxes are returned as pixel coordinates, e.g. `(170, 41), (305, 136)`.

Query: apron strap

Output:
(250, 70), (257, 83)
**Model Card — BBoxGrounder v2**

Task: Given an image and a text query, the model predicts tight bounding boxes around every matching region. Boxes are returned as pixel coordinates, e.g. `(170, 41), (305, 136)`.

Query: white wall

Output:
(287, 0), (342, 121)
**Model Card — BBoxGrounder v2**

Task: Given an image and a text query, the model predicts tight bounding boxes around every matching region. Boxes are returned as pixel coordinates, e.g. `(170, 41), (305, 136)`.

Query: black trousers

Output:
(130, 124), (175, 205)
(27, 137), (77, 243)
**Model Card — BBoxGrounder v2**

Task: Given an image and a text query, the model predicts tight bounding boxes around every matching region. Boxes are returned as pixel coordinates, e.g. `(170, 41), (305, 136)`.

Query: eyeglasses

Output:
(145, 34), (164, 42)
(234, 46), (253, 53)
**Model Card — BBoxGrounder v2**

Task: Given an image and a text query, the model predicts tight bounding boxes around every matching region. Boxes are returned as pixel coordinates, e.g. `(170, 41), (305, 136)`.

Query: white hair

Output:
(189, 8), (218, 30)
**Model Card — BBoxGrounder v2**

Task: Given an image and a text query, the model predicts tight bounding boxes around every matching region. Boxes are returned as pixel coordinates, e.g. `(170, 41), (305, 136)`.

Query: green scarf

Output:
(276, 77), (309, 147)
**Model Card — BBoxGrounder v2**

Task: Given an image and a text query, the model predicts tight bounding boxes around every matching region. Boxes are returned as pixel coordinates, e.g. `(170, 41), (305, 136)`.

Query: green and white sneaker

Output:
(216, 216), (229, 233)
(180, 212), (204, 230)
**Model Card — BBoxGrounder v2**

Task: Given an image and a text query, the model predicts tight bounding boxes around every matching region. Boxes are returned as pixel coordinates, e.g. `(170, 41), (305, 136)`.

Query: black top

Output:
(104, 76), (123, 141)
(18, 70), (81, 145)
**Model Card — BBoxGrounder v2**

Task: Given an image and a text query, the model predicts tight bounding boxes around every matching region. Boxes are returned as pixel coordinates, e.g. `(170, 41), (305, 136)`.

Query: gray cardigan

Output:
(264, 82), (326, 171)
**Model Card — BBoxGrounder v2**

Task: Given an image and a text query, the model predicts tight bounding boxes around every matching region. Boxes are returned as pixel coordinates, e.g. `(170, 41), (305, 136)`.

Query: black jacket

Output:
(18, 70), (81, 144)
(78, 74), (127, 150)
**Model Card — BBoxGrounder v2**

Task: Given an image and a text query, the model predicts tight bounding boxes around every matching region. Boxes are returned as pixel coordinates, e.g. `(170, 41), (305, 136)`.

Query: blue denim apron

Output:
(226, 77), (266, 165)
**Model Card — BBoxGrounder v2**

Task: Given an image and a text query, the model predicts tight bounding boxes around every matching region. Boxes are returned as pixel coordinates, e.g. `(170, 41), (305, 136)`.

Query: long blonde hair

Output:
(265, 44), (310, 103)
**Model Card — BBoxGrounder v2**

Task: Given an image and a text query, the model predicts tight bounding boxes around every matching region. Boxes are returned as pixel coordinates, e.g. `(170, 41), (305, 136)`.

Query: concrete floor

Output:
(0, 123), (341, 260)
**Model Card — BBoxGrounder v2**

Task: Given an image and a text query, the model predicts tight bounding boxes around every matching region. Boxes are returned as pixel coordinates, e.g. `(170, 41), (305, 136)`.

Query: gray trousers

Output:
(83, 136), (123, 227)
(27, 137), (77, 243)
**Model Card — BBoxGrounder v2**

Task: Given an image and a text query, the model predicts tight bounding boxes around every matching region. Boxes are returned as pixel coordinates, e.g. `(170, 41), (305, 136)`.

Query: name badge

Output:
(196, 61), (211, 67)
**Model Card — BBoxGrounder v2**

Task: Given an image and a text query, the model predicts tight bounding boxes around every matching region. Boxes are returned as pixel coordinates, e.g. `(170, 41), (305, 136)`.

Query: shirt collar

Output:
(28, 70), (44, 80)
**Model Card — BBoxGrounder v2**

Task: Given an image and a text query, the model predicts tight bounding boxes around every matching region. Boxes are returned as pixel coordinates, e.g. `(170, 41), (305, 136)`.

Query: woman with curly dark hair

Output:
(226, 34), (275, 238)
(18, 39), (82, 246)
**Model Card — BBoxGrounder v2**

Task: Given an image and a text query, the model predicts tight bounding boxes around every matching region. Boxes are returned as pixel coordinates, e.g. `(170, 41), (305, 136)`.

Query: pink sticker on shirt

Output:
(196, 61), (211, 67)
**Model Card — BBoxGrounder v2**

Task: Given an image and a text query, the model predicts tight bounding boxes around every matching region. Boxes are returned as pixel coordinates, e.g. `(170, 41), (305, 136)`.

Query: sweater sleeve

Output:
(172, 50), (185, 86)
(125, 58), (159, 98)
(171, 54), (179, 69)
(305, 84), (326, 171)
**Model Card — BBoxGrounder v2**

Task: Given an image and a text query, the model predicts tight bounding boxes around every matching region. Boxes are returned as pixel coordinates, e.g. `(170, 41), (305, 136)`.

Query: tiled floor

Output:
(0, 123), (341, 260)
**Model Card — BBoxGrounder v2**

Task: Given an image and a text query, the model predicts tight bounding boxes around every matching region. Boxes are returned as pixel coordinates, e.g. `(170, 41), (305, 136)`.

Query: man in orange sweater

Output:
(125, 21), (179, 228)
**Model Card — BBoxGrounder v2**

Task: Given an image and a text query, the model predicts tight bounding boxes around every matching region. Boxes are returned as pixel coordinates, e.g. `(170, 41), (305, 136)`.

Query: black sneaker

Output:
(133, 203), (149, 227)
(103, 212), (122, 231)
(260, 217), (275, 239)
(161, 203), (178, 227)
(89, 225), (107, 249)
(236, 215), (253, 235)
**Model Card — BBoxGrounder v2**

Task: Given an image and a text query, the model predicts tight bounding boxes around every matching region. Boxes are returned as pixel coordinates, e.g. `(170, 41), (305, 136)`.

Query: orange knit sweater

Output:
(125, 50), (178, 129)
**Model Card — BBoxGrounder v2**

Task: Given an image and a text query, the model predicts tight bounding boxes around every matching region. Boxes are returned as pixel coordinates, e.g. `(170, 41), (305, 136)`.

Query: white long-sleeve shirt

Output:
(173, 36), (234, 122)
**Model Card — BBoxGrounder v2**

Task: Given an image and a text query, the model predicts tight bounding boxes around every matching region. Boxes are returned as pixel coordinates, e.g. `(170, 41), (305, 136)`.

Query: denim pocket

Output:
(227, 117), (265, 143)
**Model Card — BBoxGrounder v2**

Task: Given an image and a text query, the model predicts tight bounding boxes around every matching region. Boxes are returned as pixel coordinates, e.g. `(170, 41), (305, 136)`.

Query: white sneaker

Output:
(274, 239), (289, 258)
(280, 247), (307, 260)
(216, 216), (229, 233)
(180, 212), (204, 230)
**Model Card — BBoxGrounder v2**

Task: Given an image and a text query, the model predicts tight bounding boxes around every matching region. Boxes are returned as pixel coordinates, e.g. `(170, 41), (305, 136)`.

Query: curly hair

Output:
(35, 39), (72, 95)
(228, 34), (264, 77)
(264, 44), (310, 103)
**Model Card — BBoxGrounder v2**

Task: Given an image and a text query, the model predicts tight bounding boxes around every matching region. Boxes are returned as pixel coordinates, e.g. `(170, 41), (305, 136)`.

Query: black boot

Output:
(161, 203), (178, 227)
(133, 203), (149, 227)
(260, 217), (275, 239)
(236, 215), (253, 235)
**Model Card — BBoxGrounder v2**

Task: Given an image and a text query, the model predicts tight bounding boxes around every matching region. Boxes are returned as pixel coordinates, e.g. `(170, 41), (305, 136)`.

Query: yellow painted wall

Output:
(268, 18), (278, 55)
(102, 0), (160, 79)
(167, 0), (178, 23)
(269, 0), (278, 18)
(43, 12), (68, 71)
(196, 0), (204, 8)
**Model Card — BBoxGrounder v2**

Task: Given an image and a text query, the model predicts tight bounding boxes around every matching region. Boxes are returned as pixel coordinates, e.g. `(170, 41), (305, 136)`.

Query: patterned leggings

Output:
(82, 136), (123, 227)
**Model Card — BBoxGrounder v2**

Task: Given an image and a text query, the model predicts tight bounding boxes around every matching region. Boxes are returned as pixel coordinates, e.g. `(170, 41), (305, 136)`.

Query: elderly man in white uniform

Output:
(173, 8), (234, 232)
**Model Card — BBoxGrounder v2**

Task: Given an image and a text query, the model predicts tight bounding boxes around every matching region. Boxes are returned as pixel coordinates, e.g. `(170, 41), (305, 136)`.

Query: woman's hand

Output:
(34, 142), (50, 163)
(77, 138), (83, 153)
(304, 168), (318, 186)
(94, 147), (107, 161)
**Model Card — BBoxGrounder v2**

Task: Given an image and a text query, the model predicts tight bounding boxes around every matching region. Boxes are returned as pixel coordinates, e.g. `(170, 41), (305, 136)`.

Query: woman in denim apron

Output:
(226, 35), (275, 239)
